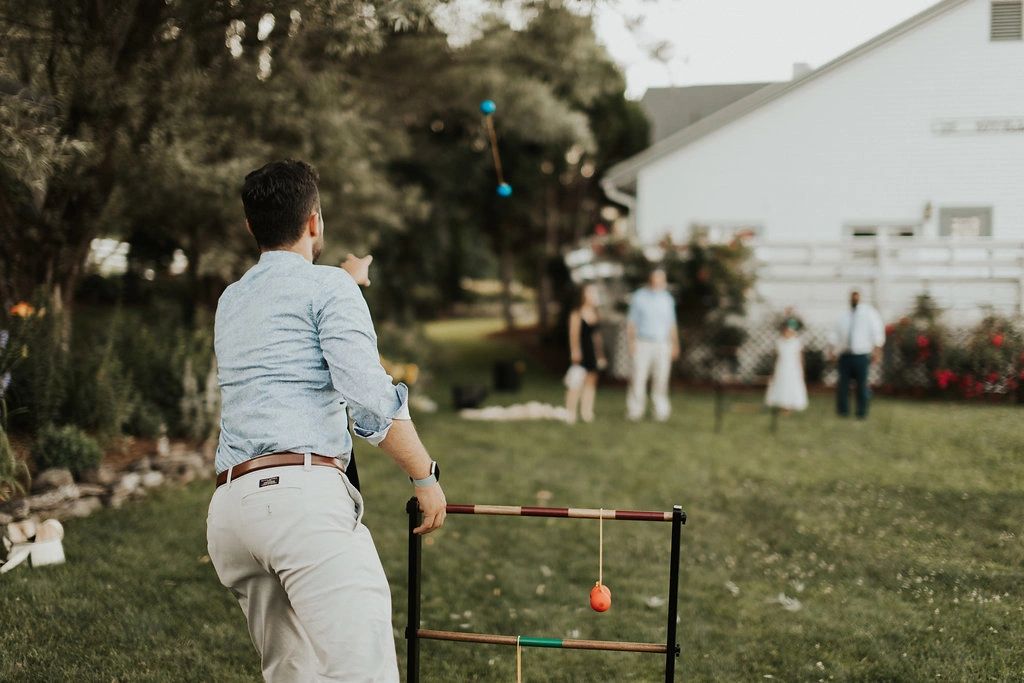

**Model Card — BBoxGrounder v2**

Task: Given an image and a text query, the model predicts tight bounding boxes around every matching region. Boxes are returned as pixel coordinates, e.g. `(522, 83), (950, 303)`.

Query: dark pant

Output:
(836, 353), (870, 418)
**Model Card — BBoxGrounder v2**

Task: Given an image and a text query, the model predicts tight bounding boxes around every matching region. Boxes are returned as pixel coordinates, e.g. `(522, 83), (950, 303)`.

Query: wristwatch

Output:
(410, 461), (441, 487)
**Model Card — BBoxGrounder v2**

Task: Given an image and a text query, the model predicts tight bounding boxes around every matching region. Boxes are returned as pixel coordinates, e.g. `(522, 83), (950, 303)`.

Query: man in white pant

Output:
(208, 160), (447, 682)
(626, 268), (680, 421)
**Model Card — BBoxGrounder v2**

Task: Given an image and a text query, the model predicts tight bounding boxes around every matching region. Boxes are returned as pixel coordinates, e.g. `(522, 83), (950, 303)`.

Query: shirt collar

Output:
(258, 250), (309, 266)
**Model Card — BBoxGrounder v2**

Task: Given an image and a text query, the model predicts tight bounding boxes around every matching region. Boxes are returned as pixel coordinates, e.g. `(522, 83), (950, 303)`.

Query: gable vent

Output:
(991, 1), (1023, 41)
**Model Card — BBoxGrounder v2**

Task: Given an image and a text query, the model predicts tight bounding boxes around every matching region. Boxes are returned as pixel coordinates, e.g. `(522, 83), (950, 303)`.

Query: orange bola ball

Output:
(590, 582), (612, 612)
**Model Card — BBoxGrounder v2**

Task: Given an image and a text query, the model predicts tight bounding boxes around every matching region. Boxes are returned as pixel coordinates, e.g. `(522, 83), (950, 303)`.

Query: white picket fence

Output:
(751, 237), (1024, 326)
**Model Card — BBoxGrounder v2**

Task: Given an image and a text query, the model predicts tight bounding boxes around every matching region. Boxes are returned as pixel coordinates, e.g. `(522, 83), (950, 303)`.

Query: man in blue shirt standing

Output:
(207, 160), (446, 682)
(626, 268), (680, 421)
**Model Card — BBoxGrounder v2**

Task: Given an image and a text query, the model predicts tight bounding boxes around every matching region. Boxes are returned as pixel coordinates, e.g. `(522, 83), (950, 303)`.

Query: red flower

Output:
(992, 333), (1004, 348)
(986, 372), (1000, 383)
(934, 369), (957, 389)
(916, 335), (930, 349)
(885, 324), (895, 336)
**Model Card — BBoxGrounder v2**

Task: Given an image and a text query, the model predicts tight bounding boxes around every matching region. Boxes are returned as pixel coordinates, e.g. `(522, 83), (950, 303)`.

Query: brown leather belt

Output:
(215, 452), (345, 488)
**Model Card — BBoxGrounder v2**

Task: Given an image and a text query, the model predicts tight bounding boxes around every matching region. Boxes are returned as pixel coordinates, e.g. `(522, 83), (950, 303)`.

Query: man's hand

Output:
(341, 253), (373, 286)
(671, 343), (681, 361)
(871, 347), (883, 364)
(413, 483), (447, 535)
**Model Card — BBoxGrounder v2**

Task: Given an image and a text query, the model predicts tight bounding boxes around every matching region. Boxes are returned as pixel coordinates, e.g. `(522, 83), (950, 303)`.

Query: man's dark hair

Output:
(241, 160), (320, 249)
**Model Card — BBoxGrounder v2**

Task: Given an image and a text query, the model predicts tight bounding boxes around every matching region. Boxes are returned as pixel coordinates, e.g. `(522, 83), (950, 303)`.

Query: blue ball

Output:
(480, 99), (497, 115)
(497, 183), (512, 197)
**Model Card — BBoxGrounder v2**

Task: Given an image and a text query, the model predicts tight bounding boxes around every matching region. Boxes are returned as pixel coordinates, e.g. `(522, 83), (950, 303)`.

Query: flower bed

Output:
(881, 297), (1023, 402)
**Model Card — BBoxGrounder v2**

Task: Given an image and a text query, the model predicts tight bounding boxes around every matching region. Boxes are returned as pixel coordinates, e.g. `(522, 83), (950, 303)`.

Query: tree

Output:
(0, 0), (438, 322)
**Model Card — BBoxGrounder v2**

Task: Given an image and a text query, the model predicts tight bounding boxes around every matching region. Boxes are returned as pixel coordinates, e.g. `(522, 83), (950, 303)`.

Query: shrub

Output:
(881, 297), (1023, 401)
(33, 425), (103, 475)
(803, 348), (826, 384)
(65, 347), (136, 439)
(882, 295), (949, 391)
(5, 296), (67, 432)
(0, 404), (30, 502)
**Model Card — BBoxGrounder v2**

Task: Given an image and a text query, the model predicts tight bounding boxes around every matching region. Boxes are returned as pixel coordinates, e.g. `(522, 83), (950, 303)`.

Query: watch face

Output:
(432, 461), (440, 482)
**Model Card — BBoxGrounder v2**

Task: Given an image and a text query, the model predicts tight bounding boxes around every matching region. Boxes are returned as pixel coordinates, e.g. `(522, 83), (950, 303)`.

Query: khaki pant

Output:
(207, 462), (399, 682)
(627, 340), (673, 421)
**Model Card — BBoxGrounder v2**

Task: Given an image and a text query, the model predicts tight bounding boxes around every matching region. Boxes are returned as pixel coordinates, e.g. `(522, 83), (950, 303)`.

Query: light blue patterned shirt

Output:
(627, 287), (677, 342)
(214, 250), (409, 474)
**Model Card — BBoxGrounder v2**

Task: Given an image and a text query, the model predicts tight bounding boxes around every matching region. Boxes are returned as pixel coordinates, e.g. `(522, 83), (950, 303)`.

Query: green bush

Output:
(5, 297), (68, 432)
(64, 348), (136, 439)
(0, 405), (30, 502)
(33, 425), (103, 475)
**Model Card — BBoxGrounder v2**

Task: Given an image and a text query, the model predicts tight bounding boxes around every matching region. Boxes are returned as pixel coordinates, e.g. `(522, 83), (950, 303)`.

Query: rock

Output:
(154, 452), (207, 483)
(0, 499), (30, 520)
(156, 435), (170, 458)
(24, 484), (79, 511)
(81, 465), (117, 486)
(31, 468), (74, 492)
(113, 472), (142, 496)
(130, 456), (153, 473)
(0, 511), (13, 526)
(105, 492), (128, 509)
(63, 496), (103, 519)
(76, 483), (108, 498)
(141, 471), (165, 489)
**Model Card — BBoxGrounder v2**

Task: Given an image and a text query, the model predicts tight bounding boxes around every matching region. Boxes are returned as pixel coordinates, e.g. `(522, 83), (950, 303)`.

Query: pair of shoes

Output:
(1, 519), (65, 574)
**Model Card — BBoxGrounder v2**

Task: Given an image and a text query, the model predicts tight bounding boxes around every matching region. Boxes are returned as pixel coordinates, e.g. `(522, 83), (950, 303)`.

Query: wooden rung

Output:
(417, 629), (668, 653)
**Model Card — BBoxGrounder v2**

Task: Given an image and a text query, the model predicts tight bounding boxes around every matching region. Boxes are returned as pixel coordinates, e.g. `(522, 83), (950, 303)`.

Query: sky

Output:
(436, 0), (941, 99)
(594, 0), (939, 98)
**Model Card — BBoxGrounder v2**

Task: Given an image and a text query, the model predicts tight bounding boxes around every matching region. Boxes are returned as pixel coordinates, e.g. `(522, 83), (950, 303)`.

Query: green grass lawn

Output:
(2, 318), (1022, 682)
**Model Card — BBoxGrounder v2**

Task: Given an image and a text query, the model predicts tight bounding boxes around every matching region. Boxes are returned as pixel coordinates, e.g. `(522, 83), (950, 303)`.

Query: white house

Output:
(603, 0), (1024, 325)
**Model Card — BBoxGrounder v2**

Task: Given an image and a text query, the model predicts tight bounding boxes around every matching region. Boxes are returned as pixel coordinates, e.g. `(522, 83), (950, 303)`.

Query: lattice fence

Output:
(604, 315), (1024, 393)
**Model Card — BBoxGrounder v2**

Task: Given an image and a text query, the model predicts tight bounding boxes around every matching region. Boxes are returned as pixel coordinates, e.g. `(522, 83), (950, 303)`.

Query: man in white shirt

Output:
(626, 268), (680, 421)
(830, 289), (885, 418)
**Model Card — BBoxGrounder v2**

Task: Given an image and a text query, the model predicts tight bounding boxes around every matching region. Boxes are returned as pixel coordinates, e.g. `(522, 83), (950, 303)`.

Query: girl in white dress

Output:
(765, 319), (808, 412)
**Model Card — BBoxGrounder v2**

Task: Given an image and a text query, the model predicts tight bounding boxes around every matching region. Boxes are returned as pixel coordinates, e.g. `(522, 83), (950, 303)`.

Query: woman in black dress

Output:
(565, 283), (608, 423)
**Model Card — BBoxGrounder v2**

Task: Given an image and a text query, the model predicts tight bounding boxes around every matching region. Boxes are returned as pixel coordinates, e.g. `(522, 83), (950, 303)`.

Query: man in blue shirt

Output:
(626, 268), (680, 421)
(207, 160), (446, 682)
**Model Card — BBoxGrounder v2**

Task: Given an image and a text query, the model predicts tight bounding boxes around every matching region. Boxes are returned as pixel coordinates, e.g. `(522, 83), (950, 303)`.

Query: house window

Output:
(939, 207), (993, 237)
(991, 1), (1023, 41)
(844, 224), (918, 239)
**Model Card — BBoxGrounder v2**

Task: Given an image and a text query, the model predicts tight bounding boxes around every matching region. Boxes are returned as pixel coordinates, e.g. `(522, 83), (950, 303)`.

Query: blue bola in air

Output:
(480, 98), (510, 197)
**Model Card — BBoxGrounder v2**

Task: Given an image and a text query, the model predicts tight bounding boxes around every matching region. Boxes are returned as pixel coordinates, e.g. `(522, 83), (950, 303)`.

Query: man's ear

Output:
(307, 211), (320, 239)
(244, 219), (254, 237)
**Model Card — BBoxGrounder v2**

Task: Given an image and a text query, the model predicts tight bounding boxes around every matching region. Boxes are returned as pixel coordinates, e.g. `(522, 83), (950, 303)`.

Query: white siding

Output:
(636, 0), (1024, 244)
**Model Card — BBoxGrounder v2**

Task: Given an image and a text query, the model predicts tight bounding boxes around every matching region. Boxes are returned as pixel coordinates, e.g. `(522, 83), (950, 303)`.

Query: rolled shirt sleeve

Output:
(315, 270), (410, 446)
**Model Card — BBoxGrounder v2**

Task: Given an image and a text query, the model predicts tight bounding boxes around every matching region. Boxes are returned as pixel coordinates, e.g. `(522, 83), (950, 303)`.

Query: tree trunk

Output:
(499, 241), (516, 331)
(535, 184), (559, 332)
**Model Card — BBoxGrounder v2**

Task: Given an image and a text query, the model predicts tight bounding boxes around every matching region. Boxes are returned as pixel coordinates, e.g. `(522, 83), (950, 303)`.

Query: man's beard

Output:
(312, 235), (325, 264)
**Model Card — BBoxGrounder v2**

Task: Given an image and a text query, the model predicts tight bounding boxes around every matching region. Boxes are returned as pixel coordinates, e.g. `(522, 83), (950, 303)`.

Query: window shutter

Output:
(991, 1), (1023, 41)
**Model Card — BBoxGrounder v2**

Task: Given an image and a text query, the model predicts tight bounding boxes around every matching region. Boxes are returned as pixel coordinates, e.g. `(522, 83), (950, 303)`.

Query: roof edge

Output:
(603, 0), (970, 189)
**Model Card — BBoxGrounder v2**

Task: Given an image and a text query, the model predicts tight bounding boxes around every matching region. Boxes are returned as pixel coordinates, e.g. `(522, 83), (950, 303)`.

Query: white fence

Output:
(751, 237), (1024, 325)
